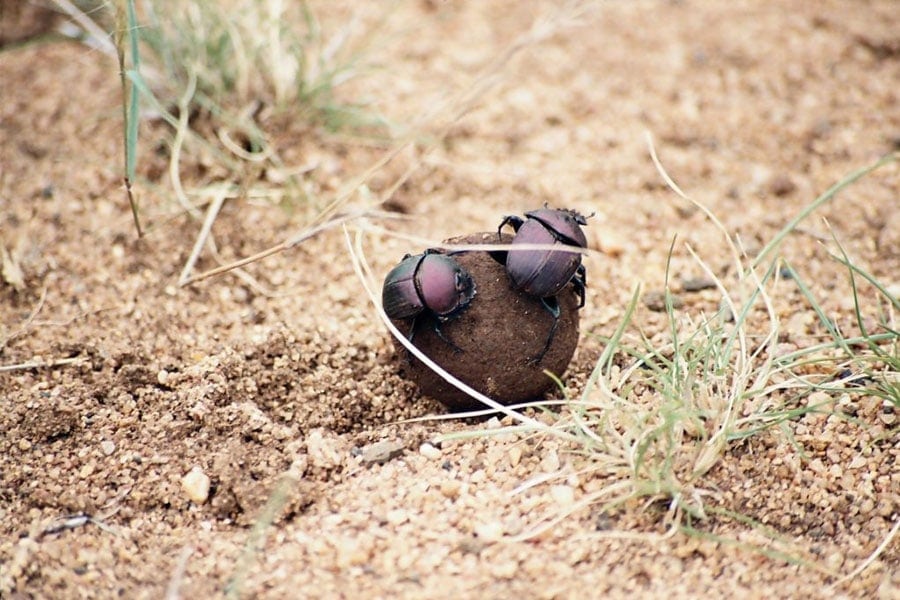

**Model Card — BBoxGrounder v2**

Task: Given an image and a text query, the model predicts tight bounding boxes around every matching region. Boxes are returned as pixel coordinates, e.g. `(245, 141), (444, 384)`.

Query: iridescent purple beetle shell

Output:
(382, 252), (476, 321)
(501, 208), (588, 300)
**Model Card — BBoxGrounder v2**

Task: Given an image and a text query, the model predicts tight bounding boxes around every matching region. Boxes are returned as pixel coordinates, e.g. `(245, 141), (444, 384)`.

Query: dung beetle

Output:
(494, 207), (588, 362)
(382, 250), (476, 351)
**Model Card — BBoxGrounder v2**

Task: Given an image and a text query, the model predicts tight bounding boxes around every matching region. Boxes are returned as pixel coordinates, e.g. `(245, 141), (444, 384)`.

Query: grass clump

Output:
(132, 0), (380, 131)
(567, 151), (898, 522)
(58, 0), (389, 236)
(412, 150), (898, 575)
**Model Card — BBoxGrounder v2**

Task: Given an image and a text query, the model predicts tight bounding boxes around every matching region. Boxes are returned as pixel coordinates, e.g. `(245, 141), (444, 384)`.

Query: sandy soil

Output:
(1, 1), (898, 598)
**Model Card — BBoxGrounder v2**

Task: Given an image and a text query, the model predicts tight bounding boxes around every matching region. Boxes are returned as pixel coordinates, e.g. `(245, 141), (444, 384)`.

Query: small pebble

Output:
(485, 417), (502, 429)
(385, 508), (409, 525)
(100, 440), (116, 455)
(805, 391), (831, 408)
(549, 484), (576, 508)
(440, 479), (462, 500)
(825, 551), (844, 572)
(597, 231), (626, 257)
(181, 466), (211, 504)
(644, 290), (683, 312)
(768, 173), (797, 196)
(474, 520), (504, 542)
(848, 455), (867, 470)
(885, 283), (900, 300)
(681, 277), (717, 292)
(491, 560), (519, 579)
(717, 299), (734, 323)
(419, 442), (442, 460)
(360, 440), (405, 465)
(540, 450), (561, 473)
(508, 446), (523, 468)
(778, 265), (795, 279)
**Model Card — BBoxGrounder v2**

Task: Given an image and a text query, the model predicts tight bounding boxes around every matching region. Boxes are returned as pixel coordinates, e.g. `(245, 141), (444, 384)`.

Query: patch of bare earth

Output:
(1, 1), (897, 598)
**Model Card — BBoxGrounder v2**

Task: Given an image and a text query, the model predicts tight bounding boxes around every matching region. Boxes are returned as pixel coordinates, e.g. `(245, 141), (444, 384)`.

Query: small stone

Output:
(100, 440), (116, 456)
(181, 467), (211, 504)
(885, 283), (900, 301)
(643, 290), (683, 312)
(549, 484), (576, 507)
(490, 560), (519, 579)
(717, 299), (734, 323)
(681, 277), (717, 292)
(848, 455), (867, 469)
(419, 442), (442, 460)
(825, 551), (844, 572)
(359, 440), (405, 465)
(806, 391), (832, 408)
(672, 538), (701, 558)
(440, 479), (462, 500)
(18, 439), (32, 451)
(508, 446), (523, 468)
(692, 541), (717, 559)
(385, 508), (409, 525)
(156, 369), (169, 386)
(474, 520), (504, 542)
(767, 173), (796, 196)
(540, 450), (561, 473)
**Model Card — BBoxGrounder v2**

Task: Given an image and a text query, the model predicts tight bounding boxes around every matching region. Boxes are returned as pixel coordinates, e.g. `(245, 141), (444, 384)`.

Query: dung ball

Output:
(389, 232), (581, 411)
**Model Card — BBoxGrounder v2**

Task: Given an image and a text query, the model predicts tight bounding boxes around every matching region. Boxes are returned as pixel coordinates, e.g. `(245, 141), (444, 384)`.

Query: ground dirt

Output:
(1, 1), (898, 598)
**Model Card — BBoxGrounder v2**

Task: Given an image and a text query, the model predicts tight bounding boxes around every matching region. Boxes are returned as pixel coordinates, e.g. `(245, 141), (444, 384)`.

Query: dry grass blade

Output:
(0, 357), (86, 373)
(829, 517), (900, 589)
(0, 284), (47, 350)
(179, 208), (396, 286)
(178, 190), (226, 286)
(164, 545), (194, 600)
(170, 67), (200, 217)
(51, 0), (117, 56)
(224, 476), (294, 600)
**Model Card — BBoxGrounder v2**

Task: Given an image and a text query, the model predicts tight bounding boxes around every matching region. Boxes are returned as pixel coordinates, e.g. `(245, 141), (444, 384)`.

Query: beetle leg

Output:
(488, 230), (510, 266)
(433, 321), (464, 354)
(400, 315), (420, 364)
(529, 296), (560, 364)
(572, 264), (586, 309)
(498, 215), (524, 237)
(491, 216), (524, 265)
(400, 315), (463, 358)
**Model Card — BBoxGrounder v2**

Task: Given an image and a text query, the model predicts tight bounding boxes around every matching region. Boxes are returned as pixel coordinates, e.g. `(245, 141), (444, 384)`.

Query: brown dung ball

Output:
(389, 232), (580, 411)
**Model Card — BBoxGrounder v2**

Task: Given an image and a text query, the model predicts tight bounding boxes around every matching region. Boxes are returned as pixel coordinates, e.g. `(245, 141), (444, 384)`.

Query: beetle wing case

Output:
(382, 255), (425, 320)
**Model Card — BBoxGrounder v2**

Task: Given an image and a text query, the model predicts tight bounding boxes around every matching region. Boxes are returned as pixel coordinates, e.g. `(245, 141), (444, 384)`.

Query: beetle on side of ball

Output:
(381, 250), (476, 351)
(493, 207), (589, 363)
